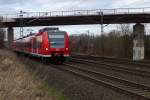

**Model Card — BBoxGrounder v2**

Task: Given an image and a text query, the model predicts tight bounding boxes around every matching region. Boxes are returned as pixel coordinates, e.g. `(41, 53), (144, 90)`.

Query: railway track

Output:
(58, 63), (150, 100)
(17, 53), (150, 99)
(71, 54), (150, 68)
(69, 57), (150, 78)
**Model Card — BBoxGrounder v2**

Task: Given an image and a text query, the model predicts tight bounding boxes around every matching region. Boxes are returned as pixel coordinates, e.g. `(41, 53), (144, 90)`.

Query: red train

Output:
(13, 27), (70, 64)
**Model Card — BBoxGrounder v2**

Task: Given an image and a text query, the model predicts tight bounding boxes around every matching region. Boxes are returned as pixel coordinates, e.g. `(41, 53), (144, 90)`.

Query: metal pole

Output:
(101, 12), (104, 58)
(87, 30), (90, 54)
(19, 10), (23, 38)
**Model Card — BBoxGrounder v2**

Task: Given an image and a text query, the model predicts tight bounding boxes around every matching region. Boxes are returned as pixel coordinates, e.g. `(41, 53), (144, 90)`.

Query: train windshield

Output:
(48, 32), (65, 48)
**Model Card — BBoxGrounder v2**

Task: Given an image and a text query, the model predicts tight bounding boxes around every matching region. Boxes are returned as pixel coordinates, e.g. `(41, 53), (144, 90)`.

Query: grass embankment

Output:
(20, 56), (68, 100)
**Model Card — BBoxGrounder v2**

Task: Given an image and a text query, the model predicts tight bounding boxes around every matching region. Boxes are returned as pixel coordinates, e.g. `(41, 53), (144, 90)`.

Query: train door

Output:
(36, 35), (42, 54)
(31, 38), (34, 53)
(36, 36), (39, 54)
(36, 40), (38, 54)
(32, 37), (36, 53)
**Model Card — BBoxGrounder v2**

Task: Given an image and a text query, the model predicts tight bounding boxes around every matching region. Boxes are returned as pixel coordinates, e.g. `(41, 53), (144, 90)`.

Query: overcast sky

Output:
(0, 0), (150, 13)
(1, 0), (150, 38)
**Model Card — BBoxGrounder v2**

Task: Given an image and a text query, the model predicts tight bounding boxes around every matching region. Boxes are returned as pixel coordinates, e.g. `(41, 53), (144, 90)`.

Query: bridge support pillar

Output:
(7, 27), (14, 48)
(133, 23), (145, 61)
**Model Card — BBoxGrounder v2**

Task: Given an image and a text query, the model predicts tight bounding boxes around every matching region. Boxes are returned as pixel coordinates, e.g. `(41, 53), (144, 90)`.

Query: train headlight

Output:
(66, 48), (69, 51)
(45, 48), (48, 51)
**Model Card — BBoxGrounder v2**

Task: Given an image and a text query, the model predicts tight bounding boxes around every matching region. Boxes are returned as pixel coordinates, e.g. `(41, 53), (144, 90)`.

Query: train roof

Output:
(14, 33), (35, 41)
(14, 27), (67, 41)
(39, 27), (59, 33)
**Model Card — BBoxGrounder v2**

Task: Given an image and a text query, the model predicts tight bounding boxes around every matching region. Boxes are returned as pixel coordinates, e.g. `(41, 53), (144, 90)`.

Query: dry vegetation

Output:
(0, 49), (54, 100)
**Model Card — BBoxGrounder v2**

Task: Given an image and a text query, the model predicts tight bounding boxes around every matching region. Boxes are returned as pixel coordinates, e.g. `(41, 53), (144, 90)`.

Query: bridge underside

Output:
(1, 13), (150, 27)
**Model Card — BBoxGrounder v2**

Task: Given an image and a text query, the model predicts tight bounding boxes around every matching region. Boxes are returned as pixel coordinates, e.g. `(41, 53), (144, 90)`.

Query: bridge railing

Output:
(1, 7), (150, 19)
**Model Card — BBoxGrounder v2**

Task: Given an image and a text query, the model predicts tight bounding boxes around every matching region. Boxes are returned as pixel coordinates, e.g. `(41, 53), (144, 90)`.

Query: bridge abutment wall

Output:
(7, 27), (14, 48)
(133, 23), (145, 61)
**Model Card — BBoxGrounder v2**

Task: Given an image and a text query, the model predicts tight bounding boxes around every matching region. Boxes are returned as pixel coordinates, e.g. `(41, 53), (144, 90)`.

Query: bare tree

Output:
(70, 24), (133, 59)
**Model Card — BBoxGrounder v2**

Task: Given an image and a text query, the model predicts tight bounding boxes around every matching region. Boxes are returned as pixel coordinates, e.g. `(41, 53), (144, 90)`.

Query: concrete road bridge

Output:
(1, 7), (150, 27)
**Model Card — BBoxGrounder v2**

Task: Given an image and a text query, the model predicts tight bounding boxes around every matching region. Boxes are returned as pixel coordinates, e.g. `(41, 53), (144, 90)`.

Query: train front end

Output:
(48, 30), (70, 64)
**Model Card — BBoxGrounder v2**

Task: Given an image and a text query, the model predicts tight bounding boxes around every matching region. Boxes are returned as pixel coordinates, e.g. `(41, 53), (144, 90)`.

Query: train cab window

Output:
(48, 32), (65, 48)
